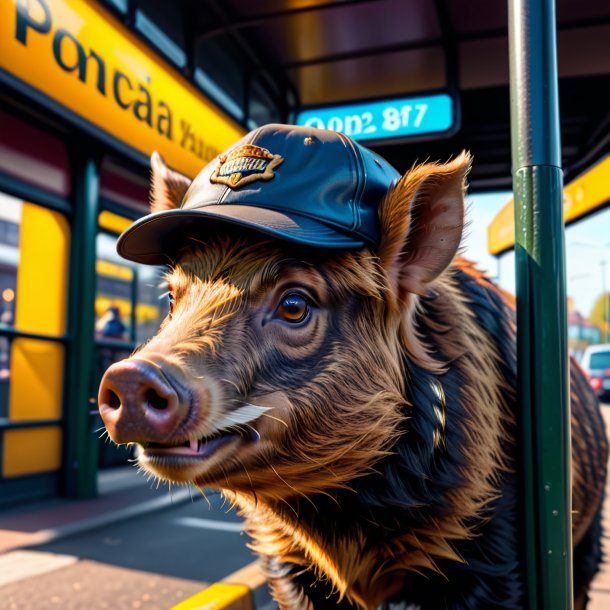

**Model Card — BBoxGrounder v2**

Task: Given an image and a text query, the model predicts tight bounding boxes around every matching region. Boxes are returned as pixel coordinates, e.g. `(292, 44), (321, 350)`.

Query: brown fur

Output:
(149, 151), (191, 212)
(102, 152), (607, 609)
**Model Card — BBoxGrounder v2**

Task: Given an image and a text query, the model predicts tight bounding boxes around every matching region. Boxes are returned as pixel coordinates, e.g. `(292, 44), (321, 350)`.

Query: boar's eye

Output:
(275, 293), (310, 324)
(167, 290), (175, 315)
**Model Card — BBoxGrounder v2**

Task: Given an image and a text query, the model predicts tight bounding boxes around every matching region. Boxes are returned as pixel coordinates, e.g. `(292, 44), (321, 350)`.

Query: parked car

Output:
(581, 344), (610, 402)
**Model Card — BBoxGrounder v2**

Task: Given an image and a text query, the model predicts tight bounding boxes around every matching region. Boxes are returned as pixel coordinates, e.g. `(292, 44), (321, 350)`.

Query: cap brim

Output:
(116, 206), (365, 264)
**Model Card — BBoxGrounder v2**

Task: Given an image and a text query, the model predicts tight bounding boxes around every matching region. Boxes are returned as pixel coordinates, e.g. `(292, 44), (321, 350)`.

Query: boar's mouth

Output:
(141, 428), (248, 459)
(139, 401), (270, 462)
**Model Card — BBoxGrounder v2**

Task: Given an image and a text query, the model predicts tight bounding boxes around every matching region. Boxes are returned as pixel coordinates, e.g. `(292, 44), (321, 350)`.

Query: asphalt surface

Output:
(25, 491), (256, 584)
(0, 485), (262, 610)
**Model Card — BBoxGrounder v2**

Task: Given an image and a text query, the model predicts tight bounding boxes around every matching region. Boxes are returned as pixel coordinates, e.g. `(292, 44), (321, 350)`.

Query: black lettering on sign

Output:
(179, 120), (220, 162)
(113, 70), (133, 109)
(204, 145), (219, 162)
(85, 49), (106, 96)
(12, 0), (199, 149)
(157, 101), (173, 139)
(134, 83), (152, 126)
(180, 120), (194, 150)
(15, 0), (51, 44)
(53, 29), (85, 75)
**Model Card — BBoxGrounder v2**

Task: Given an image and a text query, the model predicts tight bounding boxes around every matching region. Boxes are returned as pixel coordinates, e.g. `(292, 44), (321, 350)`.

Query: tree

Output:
(590, 292), (610, 342)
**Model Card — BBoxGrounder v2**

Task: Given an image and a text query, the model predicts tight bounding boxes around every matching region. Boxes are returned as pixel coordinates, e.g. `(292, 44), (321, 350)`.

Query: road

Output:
(26, 490), (255, 584)
(0, 487), (260, 610)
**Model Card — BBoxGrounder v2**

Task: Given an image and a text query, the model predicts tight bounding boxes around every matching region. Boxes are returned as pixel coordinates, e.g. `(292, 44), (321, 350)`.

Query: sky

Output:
(463, 192), (610, 319)
(461, 192), (508, 281)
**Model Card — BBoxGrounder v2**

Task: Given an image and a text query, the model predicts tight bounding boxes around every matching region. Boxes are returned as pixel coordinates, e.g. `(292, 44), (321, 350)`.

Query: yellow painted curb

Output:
(169, 582), (252, 610)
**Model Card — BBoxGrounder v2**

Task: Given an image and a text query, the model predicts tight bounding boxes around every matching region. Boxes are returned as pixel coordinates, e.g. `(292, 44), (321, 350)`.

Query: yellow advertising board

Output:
(488, 154), (610, 255)
(0, 0), (245, 177)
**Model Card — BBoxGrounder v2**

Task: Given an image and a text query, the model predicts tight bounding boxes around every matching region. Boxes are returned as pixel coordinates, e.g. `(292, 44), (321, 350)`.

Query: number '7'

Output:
(414, 104), (428, 128)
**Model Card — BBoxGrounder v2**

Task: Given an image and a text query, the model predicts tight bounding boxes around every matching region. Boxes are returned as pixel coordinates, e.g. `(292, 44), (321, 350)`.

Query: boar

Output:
(99, 124), (608, 610)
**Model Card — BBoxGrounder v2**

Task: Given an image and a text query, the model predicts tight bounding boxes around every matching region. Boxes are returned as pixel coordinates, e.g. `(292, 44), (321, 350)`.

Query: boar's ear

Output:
(149, 151), (192, 213)
(378, 151), (472, 297)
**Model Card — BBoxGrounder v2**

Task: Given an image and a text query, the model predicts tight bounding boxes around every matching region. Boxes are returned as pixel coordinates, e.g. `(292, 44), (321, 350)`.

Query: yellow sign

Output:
(488, 154), (610, 255)
(0, 0), (245, 177)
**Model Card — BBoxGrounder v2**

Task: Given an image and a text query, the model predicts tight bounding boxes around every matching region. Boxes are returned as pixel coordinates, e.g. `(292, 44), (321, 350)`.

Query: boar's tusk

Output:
(209, 403), (271, 434)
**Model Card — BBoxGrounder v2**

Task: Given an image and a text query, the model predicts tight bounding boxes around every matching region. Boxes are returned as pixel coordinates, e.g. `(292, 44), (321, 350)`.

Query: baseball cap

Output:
(117, 123), (400, 265)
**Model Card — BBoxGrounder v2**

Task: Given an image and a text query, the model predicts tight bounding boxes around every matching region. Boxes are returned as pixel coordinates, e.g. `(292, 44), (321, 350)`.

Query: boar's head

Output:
(98, 125), (472, 506)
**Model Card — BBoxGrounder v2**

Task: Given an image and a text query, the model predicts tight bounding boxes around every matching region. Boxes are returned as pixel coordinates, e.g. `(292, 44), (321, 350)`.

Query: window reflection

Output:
(96, 233), (133, 341)
(0, 194), (20, 418)
(95, 231), (168, 344)
(95, 228), (168, 467)
(136, 265), (167, 345)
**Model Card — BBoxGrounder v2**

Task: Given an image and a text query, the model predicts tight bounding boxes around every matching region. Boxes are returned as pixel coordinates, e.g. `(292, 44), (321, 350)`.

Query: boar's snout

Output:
(98, 358), (189, 445)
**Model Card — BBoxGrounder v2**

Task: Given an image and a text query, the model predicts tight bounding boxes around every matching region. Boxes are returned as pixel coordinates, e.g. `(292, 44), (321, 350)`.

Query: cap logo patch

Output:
(210, 145), (284, 189)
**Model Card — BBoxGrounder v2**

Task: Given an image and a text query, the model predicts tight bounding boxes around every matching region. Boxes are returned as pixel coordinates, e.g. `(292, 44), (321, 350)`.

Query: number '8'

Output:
(382, 107), (401, 131)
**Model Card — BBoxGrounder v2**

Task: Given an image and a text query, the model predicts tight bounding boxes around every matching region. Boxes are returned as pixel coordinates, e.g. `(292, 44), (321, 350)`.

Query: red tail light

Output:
(589, 377), (603, 392)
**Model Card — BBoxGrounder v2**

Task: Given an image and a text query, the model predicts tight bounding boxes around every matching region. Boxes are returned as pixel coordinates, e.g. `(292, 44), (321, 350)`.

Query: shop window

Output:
(0, 192), (69, 478)
(95, 231), (169, 345)
(0, 194), (20, 312)
(132, 0), (187, 69)
(95, 226), (168, 467)
(136, 266), (168, 345)
(100, 0), (127, 14)
(135, 10), (186, 68)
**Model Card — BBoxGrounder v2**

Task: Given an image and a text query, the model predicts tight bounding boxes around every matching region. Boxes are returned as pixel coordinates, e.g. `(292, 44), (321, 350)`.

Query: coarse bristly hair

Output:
(119, 152), (607, 610)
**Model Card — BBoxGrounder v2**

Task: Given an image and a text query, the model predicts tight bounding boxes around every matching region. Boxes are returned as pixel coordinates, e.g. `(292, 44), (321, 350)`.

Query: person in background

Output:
(96, 305), (127, 340)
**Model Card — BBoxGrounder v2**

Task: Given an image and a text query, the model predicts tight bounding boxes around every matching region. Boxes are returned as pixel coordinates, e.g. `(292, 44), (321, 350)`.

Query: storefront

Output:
(0, 0), (246, 506)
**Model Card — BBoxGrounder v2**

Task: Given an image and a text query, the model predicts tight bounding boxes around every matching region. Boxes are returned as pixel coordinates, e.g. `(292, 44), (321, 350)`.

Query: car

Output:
(581, 343), (610, 402)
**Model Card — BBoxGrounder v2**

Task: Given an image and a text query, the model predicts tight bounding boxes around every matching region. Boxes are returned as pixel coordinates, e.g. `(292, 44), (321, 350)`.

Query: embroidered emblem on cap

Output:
(210, 144), (284, 189)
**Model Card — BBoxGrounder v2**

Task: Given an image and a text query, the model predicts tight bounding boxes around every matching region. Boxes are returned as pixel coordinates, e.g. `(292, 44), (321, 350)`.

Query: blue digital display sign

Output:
(295, 93), (454, 142)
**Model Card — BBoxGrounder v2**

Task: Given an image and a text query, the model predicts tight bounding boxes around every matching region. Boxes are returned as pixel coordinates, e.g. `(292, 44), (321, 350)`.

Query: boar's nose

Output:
(98, 359), (188, 445)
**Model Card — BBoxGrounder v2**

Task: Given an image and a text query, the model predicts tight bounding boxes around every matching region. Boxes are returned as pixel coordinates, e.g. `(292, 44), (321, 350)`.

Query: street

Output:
(24, 491), (254, 584)
(0, 480), (260, 610)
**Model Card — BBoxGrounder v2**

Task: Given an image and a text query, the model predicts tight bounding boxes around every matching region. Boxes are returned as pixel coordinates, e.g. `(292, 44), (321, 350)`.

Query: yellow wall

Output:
(15, 203), (69, 336)
(3, 427), (63, 477)
(4, 203), (68, 477)
(9, 339), (64, 421)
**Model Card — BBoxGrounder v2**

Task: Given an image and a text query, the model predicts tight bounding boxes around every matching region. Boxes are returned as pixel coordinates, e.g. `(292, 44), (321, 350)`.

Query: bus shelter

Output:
(1, 1), (609, 608)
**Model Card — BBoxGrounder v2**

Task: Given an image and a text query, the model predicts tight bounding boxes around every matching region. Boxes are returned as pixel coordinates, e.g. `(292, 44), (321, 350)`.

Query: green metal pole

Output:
(63, 152), (100, 499)
(508, 1), (572, 609)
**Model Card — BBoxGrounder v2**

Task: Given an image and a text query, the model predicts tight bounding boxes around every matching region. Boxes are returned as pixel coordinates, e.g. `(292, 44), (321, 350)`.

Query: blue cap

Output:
(117, 123), (400, 264)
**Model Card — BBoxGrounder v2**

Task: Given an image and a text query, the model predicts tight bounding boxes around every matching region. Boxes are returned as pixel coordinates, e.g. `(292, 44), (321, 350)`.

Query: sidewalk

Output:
(0, 466), (210, 610)
(0, 466), (191, 555)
